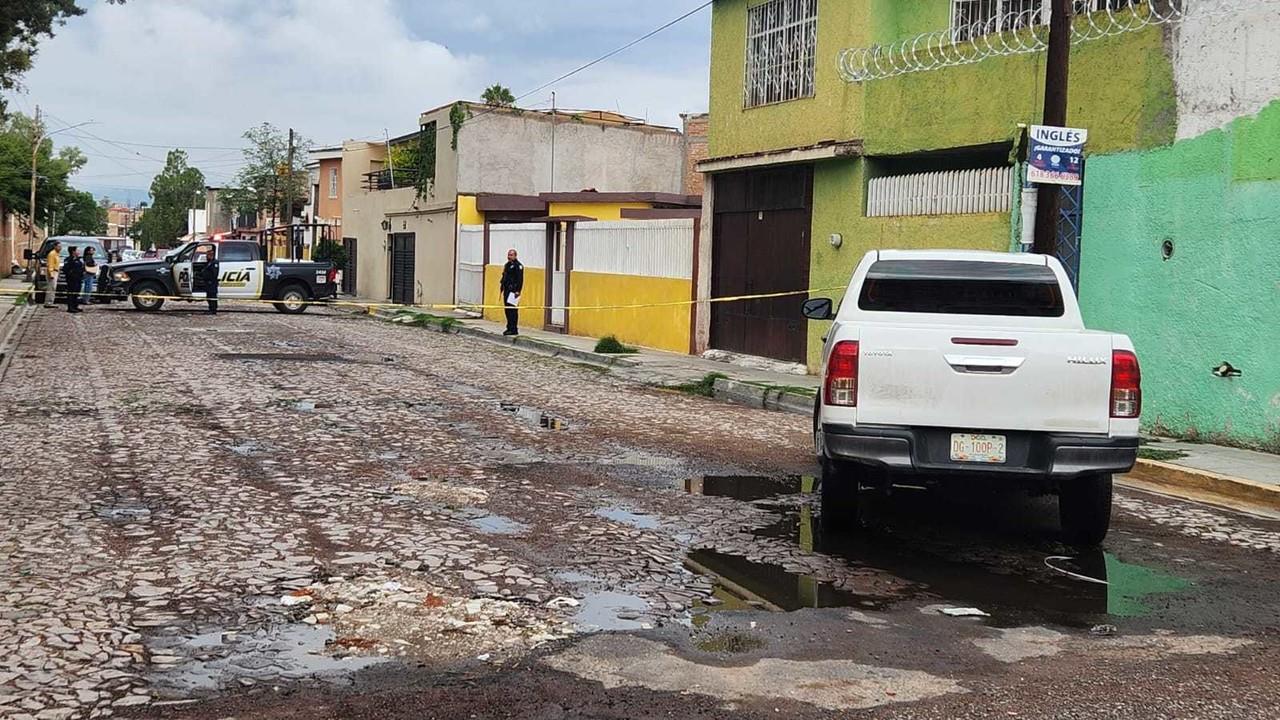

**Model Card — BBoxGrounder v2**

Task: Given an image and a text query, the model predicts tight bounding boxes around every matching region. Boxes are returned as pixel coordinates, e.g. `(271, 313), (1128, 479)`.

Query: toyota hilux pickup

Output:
(100, 239), (337, 314)
(803, 250), (1141, 546)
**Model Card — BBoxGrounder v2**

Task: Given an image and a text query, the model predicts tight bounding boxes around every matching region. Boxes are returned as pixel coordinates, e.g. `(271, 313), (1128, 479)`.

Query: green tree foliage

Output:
(311, 237), (347, 271)
(0, 1), (125, 115)
(0, 111), (86, 232)
(481, 84), (516, 107)
(221, 123), (310, 226)
(129, 149), (204, 249)
(49, 187), (105, 235)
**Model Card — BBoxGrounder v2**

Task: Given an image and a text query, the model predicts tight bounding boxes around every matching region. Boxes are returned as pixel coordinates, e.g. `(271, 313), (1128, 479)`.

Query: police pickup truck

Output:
(101, 239), (337, 314)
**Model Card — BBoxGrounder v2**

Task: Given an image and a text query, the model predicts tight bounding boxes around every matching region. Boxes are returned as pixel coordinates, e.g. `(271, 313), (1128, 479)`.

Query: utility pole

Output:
(550, 91), (556, 193)
(26, 106), (41, 278)
(285, 128), (296, 259)
(1033, 0), (1072, 256)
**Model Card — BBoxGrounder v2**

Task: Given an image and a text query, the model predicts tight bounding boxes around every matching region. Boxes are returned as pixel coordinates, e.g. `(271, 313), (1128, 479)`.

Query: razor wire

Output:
(837, 0), (1268, 83)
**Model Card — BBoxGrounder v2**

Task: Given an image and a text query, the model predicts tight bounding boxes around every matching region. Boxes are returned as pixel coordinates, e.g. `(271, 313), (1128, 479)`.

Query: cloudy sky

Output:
(6, 0), (712, 204)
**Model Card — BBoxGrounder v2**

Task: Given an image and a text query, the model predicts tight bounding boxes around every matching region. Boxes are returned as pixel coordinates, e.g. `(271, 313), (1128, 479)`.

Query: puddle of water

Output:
(694, 629), (767, 654)
(229, 441), (270, 457)
(501, 403), (569, 430)
(572, 591), (650, 631)
(686, 548), (884, 613)
(466, 512), (531, 535)
(684, 475), (810, 502)
(595, 507), (660, 530)
(95, 505), (152, 523)
(152, 624), (385, 695)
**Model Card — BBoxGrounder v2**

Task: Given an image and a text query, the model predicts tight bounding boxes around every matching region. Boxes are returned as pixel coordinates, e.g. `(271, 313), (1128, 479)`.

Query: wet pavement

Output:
(0, 305), (1277, 719)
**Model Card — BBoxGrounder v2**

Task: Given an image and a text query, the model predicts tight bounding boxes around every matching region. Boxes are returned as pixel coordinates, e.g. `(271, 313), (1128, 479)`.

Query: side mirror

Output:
(801, 297), (834, 321)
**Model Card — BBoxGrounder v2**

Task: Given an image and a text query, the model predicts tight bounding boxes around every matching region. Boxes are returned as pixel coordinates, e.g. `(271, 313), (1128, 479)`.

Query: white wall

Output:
(1174, 0), (1280, 139)
(572, 219), (694, 279)
(457, 112), (684, 195)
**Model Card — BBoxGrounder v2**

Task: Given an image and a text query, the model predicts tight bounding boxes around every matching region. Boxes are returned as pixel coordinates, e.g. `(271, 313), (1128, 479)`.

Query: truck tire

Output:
(820, 456), (861, 528)
(130, 282), (166, 312)
(273, 285), (309, 314)
(1059, 473), (1113, 547)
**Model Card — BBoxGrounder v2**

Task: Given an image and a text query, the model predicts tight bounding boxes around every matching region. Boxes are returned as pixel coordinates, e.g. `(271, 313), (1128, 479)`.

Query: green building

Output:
(695, 0), (1280, 450)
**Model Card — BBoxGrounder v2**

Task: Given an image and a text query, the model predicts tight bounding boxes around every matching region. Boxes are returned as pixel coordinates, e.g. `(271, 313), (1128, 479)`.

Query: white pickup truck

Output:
(804, 250), (1141, 546)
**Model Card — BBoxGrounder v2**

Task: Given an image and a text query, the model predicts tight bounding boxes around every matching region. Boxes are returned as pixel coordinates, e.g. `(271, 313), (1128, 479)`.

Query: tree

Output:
(0, 1), (125, 116)
(130, 149), (203, 249)
(222, 123), (309, 227)
(0, 111), (86, 232)
(481, 84), (516, 107)
(49, 187), (105, 235)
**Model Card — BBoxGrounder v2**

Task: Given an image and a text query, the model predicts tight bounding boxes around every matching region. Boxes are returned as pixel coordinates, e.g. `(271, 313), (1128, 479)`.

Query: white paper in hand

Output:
(506, 292), (520, 306)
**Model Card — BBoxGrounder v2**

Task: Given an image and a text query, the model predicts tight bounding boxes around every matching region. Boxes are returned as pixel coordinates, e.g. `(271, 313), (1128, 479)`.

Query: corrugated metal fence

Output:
(866, 166), (1013, 217)
(573, 219), (694, 279)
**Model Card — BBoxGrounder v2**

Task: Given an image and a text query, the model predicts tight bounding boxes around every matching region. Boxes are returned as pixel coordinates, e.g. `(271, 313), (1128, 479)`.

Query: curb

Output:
(714, 377), (815, 415)
(1122, 458), (1280, 511)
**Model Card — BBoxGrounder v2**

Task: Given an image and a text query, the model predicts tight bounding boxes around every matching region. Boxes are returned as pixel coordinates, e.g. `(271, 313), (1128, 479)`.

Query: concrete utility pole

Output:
(285, 128), (296, 259)
(550, 91), (556, 193)
(1033, 0), (1072, 256)
(26, 106), (41, 277)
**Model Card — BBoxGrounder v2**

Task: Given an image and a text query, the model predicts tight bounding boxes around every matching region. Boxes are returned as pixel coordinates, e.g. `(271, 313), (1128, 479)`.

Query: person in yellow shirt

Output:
(43, 241), (62, 308)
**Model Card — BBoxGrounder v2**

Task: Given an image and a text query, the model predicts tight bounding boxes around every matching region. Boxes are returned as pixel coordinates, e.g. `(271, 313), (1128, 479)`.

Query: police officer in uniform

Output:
(199, 244), (220, 314)
(62, 247), (85, 314)
(499, 248), (523, 336)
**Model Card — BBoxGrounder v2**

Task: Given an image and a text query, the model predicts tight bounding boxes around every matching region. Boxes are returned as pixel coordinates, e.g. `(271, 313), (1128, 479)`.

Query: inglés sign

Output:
(1028, 125), (1087, 186)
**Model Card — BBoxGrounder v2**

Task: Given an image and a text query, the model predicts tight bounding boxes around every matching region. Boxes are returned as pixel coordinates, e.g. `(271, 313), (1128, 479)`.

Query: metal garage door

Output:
(710, 165), (813, 363)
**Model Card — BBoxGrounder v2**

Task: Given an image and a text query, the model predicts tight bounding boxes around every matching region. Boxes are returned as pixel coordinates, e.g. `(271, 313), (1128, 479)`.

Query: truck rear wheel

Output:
(273, 285), (309, 314)
(820, 457), (861, 528)
(1059, 473), (1113, 547)
(130, 282), (165, 311)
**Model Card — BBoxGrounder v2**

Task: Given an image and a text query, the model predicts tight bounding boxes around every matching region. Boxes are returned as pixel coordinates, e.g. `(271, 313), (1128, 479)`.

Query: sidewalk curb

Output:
(714, 377), (815, 415)
(1121, 459), (1280, 511)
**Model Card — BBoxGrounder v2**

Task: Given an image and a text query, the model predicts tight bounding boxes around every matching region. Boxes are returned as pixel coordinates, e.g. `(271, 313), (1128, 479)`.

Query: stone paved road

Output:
(1, 305), (1277, 720)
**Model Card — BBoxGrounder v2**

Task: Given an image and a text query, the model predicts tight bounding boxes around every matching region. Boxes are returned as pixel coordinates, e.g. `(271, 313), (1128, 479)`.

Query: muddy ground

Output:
(1, 304), (1277, 720)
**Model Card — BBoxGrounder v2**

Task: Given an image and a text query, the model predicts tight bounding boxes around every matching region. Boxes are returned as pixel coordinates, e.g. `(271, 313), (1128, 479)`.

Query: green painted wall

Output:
(805, 158), (1010, 368)
(710, 1), (1175, 158)
(1078, 100), (1280, 451)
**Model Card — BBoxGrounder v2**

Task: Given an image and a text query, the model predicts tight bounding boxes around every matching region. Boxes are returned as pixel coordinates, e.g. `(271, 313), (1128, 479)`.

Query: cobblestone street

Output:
(2, 305), (1278, 720)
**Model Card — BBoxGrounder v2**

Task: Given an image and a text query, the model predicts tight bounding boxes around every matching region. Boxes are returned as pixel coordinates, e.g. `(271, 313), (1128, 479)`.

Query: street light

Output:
(23, 116), (95, 278)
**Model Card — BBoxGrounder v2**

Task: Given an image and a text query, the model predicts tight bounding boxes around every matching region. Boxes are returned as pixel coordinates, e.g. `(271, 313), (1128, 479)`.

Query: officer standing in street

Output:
(61, 247), (85, 314)
(200, 244), (220, 314)
(499, 248), (523, 336)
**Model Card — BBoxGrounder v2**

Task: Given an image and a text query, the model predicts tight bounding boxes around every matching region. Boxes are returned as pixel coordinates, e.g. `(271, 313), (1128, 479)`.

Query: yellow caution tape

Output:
(0, 285), (846, 313)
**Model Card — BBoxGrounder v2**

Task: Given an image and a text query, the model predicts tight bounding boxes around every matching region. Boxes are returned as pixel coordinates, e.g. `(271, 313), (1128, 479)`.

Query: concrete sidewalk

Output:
(367, 303), (1280, 513)
(0, 276), (34, 379)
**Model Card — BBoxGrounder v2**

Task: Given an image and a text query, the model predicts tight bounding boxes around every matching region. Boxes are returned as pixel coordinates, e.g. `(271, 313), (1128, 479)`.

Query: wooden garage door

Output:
(711, 165), (813, 363)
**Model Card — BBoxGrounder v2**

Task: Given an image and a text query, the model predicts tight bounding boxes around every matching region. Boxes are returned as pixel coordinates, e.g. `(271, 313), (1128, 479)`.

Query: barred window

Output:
(951, 1), (1139, 42)
(744, 0), (817, 108)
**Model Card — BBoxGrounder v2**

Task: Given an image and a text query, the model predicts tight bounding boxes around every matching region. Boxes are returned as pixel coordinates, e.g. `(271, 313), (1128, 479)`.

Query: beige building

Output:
(344, 102), (687, 306)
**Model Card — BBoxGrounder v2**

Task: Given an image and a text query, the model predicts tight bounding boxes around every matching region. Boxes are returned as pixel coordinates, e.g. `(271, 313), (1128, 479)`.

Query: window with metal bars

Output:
(744, 0), (818, 108)
(950, 0), (1140, 41)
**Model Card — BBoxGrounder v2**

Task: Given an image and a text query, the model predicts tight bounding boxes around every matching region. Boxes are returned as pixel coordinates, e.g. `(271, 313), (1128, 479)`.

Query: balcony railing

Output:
(361, 167), (429, 192)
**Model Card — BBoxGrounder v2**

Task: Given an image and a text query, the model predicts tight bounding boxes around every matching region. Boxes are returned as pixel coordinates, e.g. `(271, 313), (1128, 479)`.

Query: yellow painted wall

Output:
(483, 264), (545, 328)
(547, 202), (652, 221)
(457, 194), (484, 226)
(569, 272), (692, 354)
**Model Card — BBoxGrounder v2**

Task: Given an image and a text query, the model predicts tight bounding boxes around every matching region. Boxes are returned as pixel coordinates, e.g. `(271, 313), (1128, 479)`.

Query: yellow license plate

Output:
(950, 433), (1007, 463)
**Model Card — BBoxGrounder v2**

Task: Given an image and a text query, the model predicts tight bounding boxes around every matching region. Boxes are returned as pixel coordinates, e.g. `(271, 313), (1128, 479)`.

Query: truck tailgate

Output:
(856, 325), (1113, 433)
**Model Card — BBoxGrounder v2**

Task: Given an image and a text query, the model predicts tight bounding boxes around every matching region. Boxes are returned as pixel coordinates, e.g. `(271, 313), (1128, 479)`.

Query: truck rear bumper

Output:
(821, 424), (1137, 478)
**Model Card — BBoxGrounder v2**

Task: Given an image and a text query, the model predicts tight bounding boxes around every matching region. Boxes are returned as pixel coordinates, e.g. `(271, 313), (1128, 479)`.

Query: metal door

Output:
(549, 224), (567, 327)
(710, 165), (813, 363)
(1055, 178), (1084, 294)
(341, 237), (357, 295)
(389, 233), (415, 305)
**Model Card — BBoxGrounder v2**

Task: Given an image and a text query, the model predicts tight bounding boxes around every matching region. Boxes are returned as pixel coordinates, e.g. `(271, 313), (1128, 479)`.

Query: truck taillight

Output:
(825, 341), (859, 407)
(326, 268), (337, 284)
(1110, 350), (1141, 418)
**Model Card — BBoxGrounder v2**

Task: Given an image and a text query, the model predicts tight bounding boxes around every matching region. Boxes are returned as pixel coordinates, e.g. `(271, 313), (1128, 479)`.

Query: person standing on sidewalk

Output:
(199, 244), (220, 314)
(62, 247), (85, 314)
(81, 247), (99, 304)
(499, 248), (523, 336)
(42, 240), (62, 308)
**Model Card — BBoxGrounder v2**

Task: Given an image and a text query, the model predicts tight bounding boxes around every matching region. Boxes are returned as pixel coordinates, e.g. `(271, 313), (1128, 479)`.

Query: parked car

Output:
(804, 249), (1141, 546)
(30, 236), (109, 303)
(100, 239), (337, 314)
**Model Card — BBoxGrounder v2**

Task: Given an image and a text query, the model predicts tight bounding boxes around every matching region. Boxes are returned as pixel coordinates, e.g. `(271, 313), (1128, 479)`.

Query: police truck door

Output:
(173, 244), (196, 296)
(190, 243), (216, 299)
(216, 242), (263, 299)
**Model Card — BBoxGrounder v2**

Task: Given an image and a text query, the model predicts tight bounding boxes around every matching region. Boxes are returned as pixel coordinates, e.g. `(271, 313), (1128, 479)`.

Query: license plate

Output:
(950, 433), (1007, 463)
